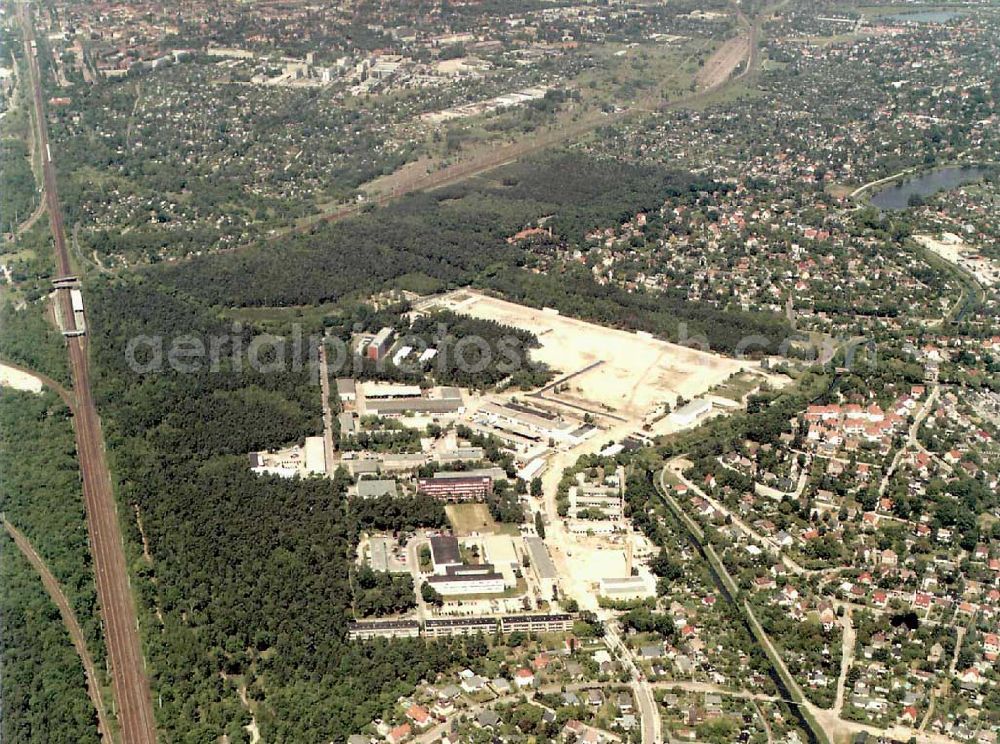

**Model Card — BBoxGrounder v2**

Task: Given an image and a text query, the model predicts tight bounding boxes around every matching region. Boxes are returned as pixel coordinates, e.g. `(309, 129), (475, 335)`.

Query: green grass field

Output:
(446, 503), (519, 536)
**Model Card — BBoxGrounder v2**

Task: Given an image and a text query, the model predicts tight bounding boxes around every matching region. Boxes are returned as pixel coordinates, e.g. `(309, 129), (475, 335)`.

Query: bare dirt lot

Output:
(431, 290), (750, 419)
(695, 33), (750, 90)
(0, 362), (45, 393)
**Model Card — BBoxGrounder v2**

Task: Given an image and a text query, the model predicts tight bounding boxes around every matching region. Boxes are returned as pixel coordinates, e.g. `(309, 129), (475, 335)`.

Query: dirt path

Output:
(3, 518), (114, 744)
(833, 605), (856, 716)
(10, 197), (47, 239)
(0, 357), (74, 405)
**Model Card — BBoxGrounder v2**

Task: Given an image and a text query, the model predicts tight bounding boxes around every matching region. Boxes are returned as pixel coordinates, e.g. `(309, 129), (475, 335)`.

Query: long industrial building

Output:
(569, 484), (623, 520)
(524, 536), (558, 598)
(361, 385), (464, 417)
(426, 563), (506, 596)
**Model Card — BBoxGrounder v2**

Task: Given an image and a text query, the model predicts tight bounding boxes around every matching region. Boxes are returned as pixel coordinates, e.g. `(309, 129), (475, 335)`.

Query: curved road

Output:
(19, 7), (157, 743)
(3, 518), (114, 744)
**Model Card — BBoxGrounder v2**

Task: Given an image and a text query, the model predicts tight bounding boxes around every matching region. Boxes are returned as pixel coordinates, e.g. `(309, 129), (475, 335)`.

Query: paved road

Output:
(3, 518), (114, 744)
(605, 622), (662, 744)
(19, 7), (157, 743)
(317, 343), (336, 472)
(879, 384), (939, 496)
(406, 535), (431, 622)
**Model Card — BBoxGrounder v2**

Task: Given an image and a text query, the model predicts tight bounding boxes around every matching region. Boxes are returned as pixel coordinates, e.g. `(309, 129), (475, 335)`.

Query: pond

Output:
(879, 10), (963, 24)
(870, 165), (990, 211)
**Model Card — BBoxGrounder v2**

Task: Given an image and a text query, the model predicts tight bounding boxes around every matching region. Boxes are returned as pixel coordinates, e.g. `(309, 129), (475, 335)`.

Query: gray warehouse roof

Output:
(430, 535), (461, 566)
(524, 536), (557, 580)
(356, 479), (398, 499)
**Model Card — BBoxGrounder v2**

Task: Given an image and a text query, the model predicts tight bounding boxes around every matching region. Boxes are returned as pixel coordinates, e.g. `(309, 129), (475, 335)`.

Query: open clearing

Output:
(0, 362), (45, 393)
(431, 290), (750, 419)
(446, 503), (517, 536)
(695, 33), (750, 90)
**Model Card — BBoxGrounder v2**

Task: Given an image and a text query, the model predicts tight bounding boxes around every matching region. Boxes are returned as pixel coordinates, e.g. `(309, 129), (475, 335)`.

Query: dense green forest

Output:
(86, 278), (492, 740)
(0, 390), (104, 664)
(348, 493), (448, 532)
(352, 567), (415, 617)
(341, 309), (553, 390)
(150, 152), (788, 355)
(0, 137), (38, 235)
(0, 390), (101, 744)
(0, 539), (101, 744)
(0, 302), (70, 384)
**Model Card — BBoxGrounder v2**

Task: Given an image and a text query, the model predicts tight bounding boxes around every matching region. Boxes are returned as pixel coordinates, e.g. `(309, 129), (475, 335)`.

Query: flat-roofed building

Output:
(418, 475), (492, 501)
(379, 453), (429, 471)
(670, 398), (713, 427)
(424, 617), (497, 638)
(524, 536), (558, 598)
(70, 288), (86, 331)
(362, 382), (423, 400)
(356, 479), (399, 499)
(336, 378), (357, 403)
(366, 397), (464, 417)
(343, 457), (380, 476)
(435, 467), (507, 481)
(599, 575), (656, 600)
(484, 535), (519, 570)
(429, 535), (462, 573)
(367, 327), (395, 361)
(338, 412), (357, 437)
(476, 401), (582, 443)
(501, 614), (575, 634)
(348, 620), (420, 641)
(566, 520), (620, 535)
(304, 436), (327, 475)
(362, 385), (464, 417)
(433, 447), (485, 465)
(427, 564), (506, 596)
(569, 484), (623, 519)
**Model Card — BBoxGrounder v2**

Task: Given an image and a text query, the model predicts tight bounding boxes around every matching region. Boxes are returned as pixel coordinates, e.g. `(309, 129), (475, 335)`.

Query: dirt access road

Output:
(20, 7), (158, 743)
(3, 518), (114, 744)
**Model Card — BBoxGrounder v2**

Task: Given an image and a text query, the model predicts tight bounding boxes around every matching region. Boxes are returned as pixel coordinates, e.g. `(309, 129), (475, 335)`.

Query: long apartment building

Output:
(417, 475), (493, 501)
(349, 614), (578, 641)
(423, 617), (497, 638)
(347, 620), (421, 641)
(500, 614), (575, 634)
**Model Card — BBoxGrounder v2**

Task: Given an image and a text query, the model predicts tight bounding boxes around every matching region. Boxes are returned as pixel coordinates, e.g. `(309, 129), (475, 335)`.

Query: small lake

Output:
(880, 10), (963, 24)
(870, 165), (990, 211)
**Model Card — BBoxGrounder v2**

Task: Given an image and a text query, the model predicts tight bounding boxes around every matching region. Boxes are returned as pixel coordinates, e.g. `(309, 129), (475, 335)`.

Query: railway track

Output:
(18, 7), (158, 743)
